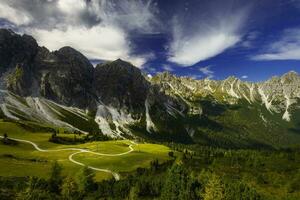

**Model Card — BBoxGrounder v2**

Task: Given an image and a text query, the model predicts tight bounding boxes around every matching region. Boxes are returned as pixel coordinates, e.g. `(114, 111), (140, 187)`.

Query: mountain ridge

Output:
(0, 29), (300, 149)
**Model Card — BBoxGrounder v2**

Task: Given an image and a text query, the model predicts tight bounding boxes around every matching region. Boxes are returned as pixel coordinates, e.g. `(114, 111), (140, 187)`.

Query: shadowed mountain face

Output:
(94, 59), (149, 113)
(1, 29), (300, 148)
(0, 29), (38, 96)
(0, 29), (96, 108)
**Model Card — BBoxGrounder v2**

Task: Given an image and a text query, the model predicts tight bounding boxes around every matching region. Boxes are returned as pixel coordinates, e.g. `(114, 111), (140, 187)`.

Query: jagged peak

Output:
(280, 70), (299, 84)
(0, 28), (36, 42)
(281, 70), (299, 78)
(155, 71), (175, 78)
(54, 46), (93, 70)
(95, 58), (143, 77)
(97, 58), (134, 67)
(223, 76), (239, 84)
(112, 58), (133, 66)
(266, 75), (280, 83)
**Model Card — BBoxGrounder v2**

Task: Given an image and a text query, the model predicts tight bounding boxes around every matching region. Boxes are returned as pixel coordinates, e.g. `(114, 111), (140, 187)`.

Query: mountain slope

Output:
(0, 29), (300, 148)
(147, 72), (300, 148)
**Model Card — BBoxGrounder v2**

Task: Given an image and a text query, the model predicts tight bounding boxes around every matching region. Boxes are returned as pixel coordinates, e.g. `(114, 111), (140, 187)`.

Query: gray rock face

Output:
(34, 46), (96, 109)
(151, 71), (300, 122)
(1, 29), (300, 147)
(0, 29), (96, 109)
(94, 59), (149, 114)
(0, 29), (38, 95)
(0, 29), (38, 74)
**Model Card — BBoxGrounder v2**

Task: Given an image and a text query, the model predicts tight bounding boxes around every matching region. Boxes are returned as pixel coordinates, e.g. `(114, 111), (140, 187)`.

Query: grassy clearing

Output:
(0, 122), (172, 181)
(74, 143), (171, 172)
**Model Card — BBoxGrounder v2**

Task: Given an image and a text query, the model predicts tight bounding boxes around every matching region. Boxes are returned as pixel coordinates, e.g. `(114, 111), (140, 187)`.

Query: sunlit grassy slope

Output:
(0, 122), (172, 181)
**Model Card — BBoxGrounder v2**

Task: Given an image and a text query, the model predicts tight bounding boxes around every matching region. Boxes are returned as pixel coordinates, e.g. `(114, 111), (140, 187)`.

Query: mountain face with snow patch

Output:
(1, 29), (300, 148)
(148, 72), (300, 147)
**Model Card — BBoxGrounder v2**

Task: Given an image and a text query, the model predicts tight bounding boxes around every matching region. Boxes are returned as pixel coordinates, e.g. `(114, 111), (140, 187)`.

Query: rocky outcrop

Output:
(1, 29), (300, 148)
(0, 29), (96, 109)
(34, 46), (96, 109)
(94, 59), (149, 113)
(0, 29), (38, 95)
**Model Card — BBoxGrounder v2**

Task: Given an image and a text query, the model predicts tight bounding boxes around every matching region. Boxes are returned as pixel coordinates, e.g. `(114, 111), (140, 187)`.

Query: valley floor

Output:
(0, 122), (172, 181)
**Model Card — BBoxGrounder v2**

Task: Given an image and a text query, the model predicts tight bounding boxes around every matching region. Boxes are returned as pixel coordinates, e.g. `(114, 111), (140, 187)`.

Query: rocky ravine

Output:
(1, 29), (300, 148)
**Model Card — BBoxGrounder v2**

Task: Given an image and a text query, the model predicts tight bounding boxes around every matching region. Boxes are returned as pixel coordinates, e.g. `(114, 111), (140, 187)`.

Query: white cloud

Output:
(167, 6), (249, 66)
(162, 64), (174, 72)
(199, 66), (214, 79)
(127, 53), (155, 67)
(240, 31), (260, 48)
(30, 26), (128, 61)
(241, 75), (248, 79)
(0, 2), (32, 25)
(145, 66), (158, 73)
(86, 0), (160, 33)
(0, 0), (157, 68)
(168, 28), (240, 66)
(252, 28), (300, 61)
(190, 74), (202, 80)
(57, 0), (86, 14)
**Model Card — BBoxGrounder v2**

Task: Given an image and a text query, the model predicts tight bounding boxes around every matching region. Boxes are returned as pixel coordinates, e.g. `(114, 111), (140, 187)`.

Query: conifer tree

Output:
(203, 173), (224, 200)
(61, 176), (79, 200)
(48, 161), (63, 193)
(76, 166), (95, 194)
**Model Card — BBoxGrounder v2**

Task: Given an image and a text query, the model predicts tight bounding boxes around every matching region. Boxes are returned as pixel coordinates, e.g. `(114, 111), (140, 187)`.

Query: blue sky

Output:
(0, 0), (300, 81)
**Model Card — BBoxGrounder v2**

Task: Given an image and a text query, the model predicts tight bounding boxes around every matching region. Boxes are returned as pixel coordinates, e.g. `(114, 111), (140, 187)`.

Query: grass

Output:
(0, 122), (172, 181)
(74, 143), (171, 172)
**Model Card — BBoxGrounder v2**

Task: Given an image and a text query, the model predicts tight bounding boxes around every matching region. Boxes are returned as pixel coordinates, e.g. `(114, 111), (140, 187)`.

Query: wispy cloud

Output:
(162, 64), (174, 72)
(143, 64), (161, 74)
(240, 31), (260, 48)
(251, 28), (300, 61)
(0, 0), (158, 67)
(199, 66), (214, 79)
(187, 74), (202, 80)
(241, 75), (248, 79)
(167, 2), (250, 66)
(0, 2), (31, 26)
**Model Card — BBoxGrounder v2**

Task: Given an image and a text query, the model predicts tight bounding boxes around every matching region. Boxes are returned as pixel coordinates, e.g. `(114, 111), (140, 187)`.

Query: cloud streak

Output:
(199, 66), (214, 79)
(162, 64), (174, 72)
(251, 28), (300, 61)
(167, 1), (250, 66)
(0, 2), (31, 26)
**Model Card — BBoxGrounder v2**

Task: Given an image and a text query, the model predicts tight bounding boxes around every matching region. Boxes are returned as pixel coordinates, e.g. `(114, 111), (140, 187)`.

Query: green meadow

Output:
(0, 122), (172, 181)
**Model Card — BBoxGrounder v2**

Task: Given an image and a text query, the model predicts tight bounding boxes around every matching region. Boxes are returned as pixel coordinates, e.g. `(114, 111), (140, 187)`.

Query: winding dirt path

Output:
(0, 136), (137, 181)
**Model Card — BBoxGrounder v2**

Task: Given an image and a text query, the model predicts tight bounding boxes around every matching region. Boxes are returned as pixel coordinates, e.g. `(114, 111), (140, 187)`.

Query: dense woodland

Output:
(1, 136), (300, 200)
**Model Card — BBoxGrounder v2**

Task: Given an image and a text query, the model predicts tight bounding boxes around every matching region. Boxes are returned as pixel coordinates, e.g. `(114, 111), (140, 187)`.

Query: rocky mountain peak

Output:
(281, 71), (299, 84)
(94, 58), (149, 112)
(57, 46), (92, 65)
(223, 76), (238, 82)
(0, 28), (38, 73)
(1, 29), (300, 147)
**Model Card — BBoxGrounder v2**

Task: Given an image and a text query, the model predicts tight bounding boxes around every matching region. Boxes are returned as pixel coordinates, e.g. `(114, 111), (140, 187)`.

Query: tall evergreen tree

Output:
(160, 164), (193, 200)
(61, 176), (79, 200)
(127, 186), (139, 200)
(202, 173), (224, 200)
(224, 180), (262, 200)
(76, 166), (95, 194)
(48, 161), (63, 193)
(17, 177), (53, 200)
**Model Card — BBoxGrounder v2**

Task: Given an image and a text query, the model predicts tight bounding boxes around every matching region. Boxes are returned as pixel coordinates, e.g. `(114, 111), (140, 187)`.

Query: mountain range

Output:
(1, 29), (300, 149)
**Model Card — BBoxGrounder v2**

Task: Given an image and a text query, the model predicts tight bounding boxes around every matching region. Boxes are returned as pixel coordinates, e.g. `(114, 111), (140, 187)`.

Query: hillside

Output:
(0, 29), (300, 148)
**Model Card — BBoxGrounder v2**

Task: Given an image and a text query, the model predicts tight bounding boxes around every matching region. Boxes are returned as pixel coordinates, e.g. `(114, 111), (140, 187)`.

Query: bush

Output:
(168, 151), (174, 157)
